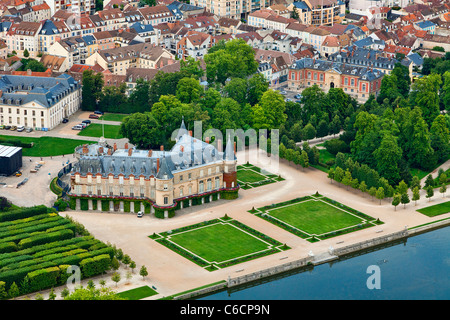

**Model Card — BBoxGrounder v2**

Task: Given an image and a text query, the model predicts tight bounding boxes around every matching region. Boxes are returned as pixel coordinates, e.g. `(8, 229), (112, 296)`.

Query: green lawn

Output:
(77, 123), (123, 139)
(0, 135), (94, 157)
(168, 223), (270, 263)
(266, 199), (365, 235)
(117, 286), (158, 300)
(417, 201), (450, 217)
(237, 169), (267, 183)
(98, 113), (129, 122)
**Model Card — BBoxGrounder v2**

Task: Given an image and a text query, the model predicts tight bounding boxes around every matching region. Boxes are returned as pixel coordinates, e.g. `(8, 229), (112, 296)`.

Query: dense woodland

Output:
(81, 39), (450, 189)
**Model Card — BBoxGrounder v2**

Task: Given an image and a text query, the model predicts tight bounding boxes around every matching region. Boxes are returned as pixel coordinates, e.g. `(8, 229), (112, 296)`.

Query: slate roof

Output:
(73, 123), (229, 179)
(0, 74), (79, 108)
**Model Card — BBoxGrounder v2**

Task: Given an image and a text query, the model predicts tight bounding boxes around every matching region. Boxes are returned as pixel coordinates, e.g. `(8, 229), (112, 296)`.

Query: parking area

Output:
(0, 155), (70, 207)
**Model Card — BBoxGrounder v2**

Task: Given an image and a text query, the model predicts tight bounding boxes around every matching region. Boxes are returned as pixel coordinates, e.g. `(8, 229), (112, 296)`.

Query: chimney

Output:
(0, 90), (2, 97)
(124, 142), (128, 149)
(113, 143), (117, 151)
(27, 69), (32, 76)
(217, 139), (222, 152)
(180, 145), (184, 152)
(189, 130), (192, 136)
(148, 150), (152, 157)
(160, 145), (164, 151)
(205, 137), (210, 143)
(157, 158), (160, 172)
(128, 148), (133, 156)
(108, 148), (112, 155)
(98, 146), (104, 154)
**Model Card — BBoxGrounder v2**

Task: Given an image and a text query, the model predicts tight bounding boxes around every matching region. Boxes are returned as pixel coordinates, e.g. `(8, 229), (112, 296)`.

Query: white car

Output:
(137, 211), (143, 218)
(17, 126), (25, 132)
(72, 125), (83, 130)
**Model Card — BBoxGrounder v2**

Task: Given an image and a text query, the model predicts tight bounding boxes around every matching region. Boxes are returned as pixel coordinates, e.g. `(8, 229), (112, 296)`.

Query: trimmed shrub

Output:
(101, 200), (110, 212)
(0, 242), (17, 254)
(80, 199), (89, 211)
(27, 266), (60, 292)
(0, 205), (48, 223)
(80, 254), (111, 278)
(18, 229), (74, 249)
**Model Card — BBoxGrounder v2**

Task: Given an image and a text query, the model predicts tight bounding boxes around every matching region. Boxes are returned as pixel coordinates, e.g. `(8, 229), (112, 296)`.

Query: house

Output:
(288, 57), (384, 103)
(0, 73), (81, 130)
(176, 31), (212, 60)
(5, 21), (42, 58)
(39, 54), (68, 72)
(85, 42), (175, 75)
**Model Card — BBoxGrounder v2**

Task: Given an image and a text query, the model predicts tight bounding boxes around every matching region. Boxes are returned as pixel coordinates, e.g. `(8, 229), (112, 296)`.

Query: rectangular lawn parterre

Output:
(237, 170), (267, 183)
(417, 201), (450, 217)
(268, 199), (364, 235)
(252, 194), (381, 242)
(152, 217), (288, 271)
(77, 123), (123, 139)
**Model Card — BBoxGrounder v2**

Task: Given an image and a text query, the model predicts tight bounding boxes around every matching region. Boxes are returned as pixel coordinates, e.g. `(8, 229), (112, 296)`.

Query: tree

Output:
(252, 89), (287, 130)
(392, 193), (401, 211)
(342, 170), (353, 190)
(291, 7), (299, 19)
(376, 187), (385, 205)
(180, 56), (204, 79)
(430, 115), (450, 163)
(129, 261), (136, 273)
(98, 83), (128, 113)
(373, 133), (402, 185)
(369, 186), (377, 201)
(48, 287), (56, 300)
(302, 123), (316, 142)
(400, 192), (410, 209)
(0, 282), (7, 300)
(412, 187), (420, 206)
(139, 265), (148, 280)
(81, 70), (104, 111)
(122, 255), (131, 268)
(300, 150), (309, 170)
(247, 72), (269, 106)
(334, 166), (344, 184)
(410, 73), (442, 127)
(410, 175), (421, 190)
(424, 174), (435, 189)
(397, 180), (409, 195)
(440, 183), (447, 197)
(60, 288), (70, 299)
(442, 71), (450, 113)
(426, 186), (434, 202)
(128, 78), (150, 113)
(120, 112), (162, 149)
(111, 272), (121, 287)
(204, 39), (258, 85)
(359, 181), (367, 195)
(8, 282), (19, 299)
(111, 257), (120, 271)
(316, 119), (329, 140)
(23, 49), (29, 57)
(327, 167), (335, 183)
(176, 77), (203, 104)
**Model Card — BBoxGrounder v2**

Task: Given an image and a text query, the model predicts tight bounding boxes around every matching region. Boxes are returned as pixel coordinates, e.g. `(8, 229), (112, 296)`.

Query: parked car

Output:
(285, 98), (292, 102)
(79, 123), (87, 129)
(295, 100), (302, 104)
(17, 126), (25, 132)
(93, 110), (103, 115)
(10, 126), (17, 131)
(280, 90), (287, 95)
(0, 125), (4, 130)
(82, 120), (91, 125)
(25, 127), (33, 133)
(294, 94), (302, 99)
(89, 114), (99, 119)
(137, 211), (143, 218)
(72, 125), (83, 130)
(62, 118), (69, 123)
(4, 125), (11, 130)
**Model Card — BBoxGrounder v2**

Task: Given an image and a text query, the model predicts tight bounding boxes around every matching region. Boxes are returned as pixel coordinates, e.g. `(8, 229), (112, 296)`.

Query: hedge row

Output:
(18, 229), (74, 249)
(228, 220), (283, 247)
(0, 213), (53, 229)
(0, 247), (113, 289)
(0, 206), (48, 223)
(0, 217), (70, 239)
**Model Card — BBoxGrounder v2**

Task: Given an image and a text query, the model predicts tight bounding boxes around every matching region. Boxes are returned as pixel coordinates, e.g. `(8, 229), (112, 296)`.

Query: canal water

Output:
(199, 226), (450, 300)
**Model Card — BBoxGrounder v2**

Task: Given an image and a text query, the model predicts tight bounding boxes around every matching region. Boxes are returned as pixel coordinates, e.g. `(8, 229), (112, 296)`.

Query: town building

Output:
(288, 57), (384, 102)
(0, 73), (81, 130)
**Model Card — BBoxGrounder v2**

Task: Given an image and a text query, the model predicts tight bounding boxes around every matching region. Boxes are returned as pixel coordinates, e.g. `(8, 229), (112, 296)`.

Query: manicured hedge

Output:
(0, 242), (17, 254)
(0, 206), (48, 223)
(27, 266), (60, 292)
(79, 254), (111, 278)
(18, 229), (74, 249)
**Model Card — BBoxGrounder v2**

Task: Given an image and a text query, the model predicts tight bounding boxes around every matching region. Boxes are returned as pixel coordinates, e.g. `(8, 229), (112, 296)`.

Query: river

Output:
(199, 226), (450, 300)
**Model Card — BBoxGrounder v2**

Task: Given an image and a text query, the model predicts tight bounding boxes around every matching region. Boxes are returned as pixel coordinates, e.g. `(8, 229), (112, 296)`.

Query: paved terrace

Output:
(55, 148), (450, 300)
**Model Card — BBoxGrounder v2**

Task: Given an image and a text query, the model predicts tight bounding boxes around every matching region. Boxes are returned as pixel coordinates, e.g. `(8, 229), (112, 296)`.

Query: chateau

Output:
(69, 120), (239, 218)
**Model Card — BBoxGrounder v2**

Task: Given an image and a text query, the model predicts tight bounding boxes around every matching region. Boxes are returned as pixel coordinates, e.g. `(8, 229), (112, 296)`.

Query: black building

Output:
(0, 145), (22, 176)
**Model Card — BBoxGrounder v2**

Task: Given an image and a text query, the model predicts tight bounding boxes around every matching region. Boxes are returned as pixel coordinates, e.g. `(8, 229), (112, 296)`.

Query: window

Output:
(163, 183), (168, 191)
(164, 196), (168, 205)
(207, 178), (212, 191)
(199, 181), (204, 193)
(215, 177), (220, 189)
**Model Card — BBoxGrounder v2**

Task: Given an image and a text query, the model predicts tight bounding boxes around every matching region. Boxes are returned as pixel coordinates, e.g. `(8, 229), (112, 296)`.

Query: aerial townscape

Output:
(0, 0), (449, 305)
